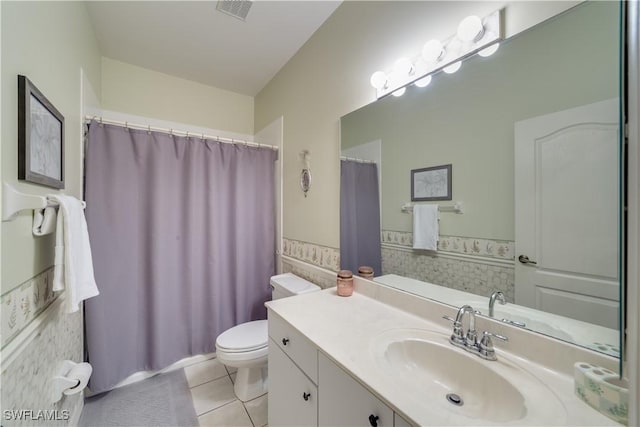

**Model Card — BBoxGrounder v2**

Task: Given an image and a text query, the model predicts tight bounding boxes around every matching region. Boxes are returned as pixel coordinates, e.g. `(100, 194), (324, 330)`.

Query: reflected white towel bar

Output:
(2, 182), (86, 221)
(401, 201), (464, 214)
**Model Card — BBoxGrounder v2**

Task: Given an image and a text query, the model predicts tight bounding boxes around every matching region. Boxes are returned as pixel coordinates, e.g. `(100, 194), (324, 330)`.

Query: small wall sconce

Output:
(299, 150), (311, 197)
(369, 9), (503, 99)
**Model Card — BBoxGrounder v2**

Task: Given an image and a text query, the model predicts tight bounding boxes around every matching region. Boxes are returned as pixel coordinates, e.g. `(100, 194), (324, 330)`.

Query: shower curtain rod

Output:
(84, 115), (278, 151)
(340, 156), (376, 164)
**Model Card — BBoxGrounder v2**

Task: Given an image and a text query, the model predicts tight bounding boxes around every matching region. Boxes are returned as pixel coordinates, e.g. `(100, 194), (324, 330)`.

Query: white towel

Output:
(412, 204), (439, 251)
(49, 194), (99, 313)
(33, 207), (57, 236)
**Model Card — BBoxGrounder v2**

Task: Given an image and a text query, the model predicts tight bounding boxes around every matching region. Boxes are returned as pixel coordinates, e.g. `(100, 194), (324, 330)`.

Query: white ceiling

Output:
(86, 1), (342, 96)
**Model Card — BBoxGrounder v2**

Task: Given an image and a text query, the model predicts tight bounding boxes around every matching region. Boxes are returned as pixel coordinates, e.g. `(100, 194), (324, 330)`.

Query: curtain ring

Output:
(147, 125), (151, 135)
(99, 117), (103, 126)
(186, 131), (190, 139)
(201, 133), (205, 141)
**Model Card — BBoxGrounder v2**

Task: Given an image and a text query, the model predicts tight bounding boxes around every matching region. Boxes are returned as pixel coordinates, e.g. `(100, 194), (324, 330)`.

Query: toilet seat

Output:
(216, 320), (268, 353)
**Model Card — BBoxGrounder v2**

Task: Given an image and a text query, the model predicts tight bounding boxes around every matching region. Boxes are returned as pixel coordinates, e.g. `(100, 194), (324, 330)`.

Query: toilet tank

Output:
(270, 273), (321, 300)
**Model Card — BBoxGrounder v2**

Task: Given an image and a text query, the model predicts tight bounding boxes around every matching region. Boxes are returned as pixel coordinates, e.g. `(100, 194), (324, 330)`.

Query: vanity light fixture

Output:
(414, 75), (432, 88)
(370, 71), (388, 90)
(422, 39), (446, 63)
(443, 61), (462, 74)
(369, 9), (502, 99)
(393, 57), (414, 77)
(392, 87), (406, 97)
(457, 15), (484, 42)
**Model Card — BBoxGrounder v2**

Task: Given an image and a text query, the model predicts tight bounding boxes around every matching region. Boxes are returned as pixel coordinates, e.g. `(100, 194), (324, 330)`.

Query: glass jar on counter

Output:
(336, 270), (354, 297)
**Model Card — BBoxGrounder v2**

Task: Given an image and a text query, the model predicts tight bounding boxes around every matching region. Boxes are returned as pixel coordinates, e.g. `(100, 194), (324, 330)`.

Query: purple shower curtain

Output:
(84, 121), (276, 393)
(340, 160), (382, 276)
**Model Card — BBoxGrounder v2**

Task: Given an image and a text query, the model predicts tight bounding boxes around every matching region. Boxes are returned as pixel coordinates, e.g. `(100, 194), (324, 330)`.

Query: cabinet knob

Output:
(282, 338), (290, 346)
(302, 392), (311, 401)
(368, 414), (379, 427)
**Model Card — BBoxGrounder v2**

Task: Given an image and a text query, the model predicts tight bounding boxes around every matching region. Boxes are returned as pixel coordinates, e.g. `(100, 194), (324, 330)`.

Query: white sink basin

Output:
(372, 329), (568, 425)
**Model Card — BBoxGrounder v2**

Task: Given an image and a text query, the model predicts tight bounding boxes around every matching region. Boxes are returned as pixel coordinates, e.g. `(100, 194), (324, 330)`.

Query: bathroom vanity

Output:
(265, 278), (619, 426)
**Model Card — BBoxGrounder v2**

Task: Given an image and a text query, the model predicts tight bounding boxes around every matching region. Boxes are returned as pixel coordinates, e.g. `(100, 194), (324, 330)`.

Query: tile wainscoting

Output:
(1, 267), (84, 427)
(381, 245), (515, 302)
(281, 255), (337, 289)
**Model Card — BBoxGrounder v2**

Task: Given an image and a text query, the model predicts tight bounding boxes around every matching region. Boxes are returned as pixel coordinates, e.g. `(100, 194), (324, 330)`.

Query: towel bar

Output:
(2, 182), (86, 221)
(401, 201), (464, 214)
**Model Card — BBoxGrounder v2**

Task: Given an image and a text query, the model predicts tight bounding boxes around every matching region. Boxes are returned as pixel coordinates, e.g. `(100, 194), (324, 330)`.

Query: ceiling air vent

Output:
(216, 0), (253, 21)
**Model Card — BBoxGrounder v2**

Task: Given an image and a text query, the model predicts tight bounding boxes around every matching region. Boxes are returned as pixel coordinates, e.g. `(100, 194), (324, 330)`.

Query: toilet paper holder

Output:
(52, 360), (92, 402)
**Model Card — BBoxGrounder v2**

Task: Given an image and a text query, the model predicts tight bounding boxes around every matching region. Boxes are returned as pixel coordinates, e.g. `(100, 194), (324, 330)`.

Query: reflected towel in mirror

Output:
(413, 204), (438, 250)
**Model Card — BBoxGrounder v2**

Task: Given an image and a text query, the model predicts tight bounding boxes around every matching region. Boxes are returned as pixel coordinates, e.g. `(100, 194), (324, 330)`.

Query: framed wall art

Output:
(18, 75), (65, 189)
(411, 164), (452, 202)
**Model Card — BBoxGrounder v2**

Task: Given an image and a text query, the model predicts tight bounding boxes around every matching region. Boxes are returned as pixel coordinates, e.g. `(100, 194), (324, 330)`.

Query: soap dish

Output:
(574, 362), (628, 425)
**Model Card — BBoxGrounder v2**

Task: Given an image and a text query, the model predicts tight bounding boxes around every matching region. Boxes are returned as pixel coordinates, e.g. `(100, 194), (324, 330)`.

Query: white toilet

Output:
(215, 273), (320, 401)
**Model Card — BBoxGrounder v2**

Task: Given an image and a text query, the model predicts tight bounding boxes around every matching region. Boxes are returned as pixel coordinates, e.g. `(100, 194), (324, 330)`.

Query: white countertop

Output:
(266, 287), (618, 426)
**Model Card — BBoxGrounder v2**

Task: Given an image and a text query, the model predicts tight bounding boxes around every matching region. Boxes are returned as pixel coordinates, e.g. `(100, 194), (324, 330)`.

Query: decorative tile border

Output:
(381, 230), (515, 260)
(282, 238), (340, 271)
(2, 267), (57, 349)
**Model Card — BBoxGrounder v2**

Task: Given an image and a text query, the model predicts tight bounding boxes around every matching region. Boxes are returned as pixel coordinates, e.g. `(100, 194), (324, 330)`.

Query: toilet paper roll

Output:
(62, 362), (92, 396)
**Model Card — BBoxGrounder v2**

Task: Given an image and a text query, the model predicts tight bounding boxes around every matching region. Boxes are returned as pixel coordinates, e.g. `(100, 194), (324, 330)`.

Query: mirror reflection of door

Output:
(514, 99), (619, 328)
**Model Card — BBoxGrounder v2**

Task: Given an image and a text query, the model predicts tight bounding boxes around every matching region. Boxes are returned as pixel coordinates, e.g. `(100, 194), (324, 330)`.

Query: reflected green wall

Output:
(341, 1), (619, 241)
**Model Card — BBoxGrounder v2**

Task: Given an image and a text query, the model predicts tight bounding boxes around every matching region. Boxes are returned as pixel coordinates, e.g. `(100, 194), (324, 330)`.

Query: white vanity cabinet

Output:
(268, 312), (408, 427)
(268, 340), (317, 426)
(268, 314), (319, 427)
(318, 352), (394, 427)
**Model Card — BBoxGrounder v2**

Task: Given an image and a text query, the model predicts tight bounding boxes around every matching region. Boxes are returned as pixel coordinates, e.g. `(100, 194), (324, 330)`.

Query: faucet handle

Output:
(479, 331), (508, 361)
(442, 315), (465, 346)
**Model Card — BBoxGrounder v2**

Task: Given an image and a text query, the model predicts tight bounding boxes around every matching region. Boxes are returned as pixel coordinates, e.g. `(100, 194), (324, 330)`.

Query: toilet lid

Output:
(216, 320), (268, 352)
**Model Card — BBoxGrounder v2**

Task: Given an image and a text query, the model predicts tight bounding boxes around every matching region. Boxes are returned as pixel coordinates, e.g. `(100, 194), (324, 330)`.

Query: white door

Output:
(514, 99), (619, 329)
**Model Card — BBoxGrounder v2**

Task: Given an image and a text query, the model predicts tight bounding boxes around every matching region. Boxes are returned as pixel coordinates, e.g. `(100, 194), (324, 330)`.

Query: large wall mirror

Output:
(340, 1), (623, 358)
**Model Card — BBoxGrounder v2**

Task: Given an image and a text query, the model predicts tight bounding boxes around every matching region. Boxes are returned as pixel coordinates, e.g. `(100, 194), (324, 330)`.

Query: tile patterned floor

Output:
(185, 357), (268, 427)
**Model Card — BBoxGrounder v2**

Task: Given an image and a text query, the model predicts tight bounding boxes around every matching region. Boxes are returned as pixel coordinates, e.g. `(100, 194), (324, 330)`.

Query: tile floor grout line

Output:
(188, 373), (230, 389)
(241, 401), (256, 427)
(188, 367), (234, 390)
(196, 397), (241, 418)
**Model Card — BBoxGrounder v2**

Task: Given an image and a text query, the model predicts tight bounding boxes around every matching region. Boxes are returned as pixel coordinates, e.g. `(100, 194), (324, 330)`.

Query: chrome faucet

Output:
(444, 304), (508, 361)
(444, 304), (478, 351)
(488, 291), (506, 317)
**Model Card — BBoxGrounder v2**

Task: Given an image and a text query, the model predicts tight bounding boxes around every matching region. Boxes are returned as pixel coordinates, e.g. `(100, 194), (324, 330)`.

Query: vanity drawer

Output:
(269, 312), (318, 384)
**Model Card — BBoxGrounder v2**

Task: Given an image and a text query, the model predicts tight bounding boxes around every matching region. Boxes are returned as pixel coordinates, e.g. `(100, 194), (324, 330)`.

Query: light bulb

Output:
(393, 57), (414, 77)
(457, 15), (484, 42)
(392, 87), (406, 97)
(443, 61), (462, 74)
(422, 40), (445, 63)
(414, 75), (432, 88)
(370, 71), (388, 89)
(478, 42), (500, 57)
